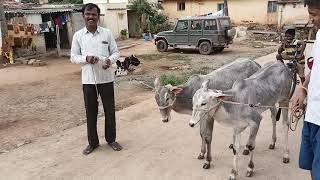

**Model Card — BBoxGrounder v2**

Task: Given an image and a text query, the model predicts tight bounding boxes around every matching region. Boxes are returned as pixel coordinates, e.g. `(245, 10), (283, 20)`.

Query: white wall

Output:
(25, 14), (42, 24)
(82, 1), (128, 38)
(84, 0), (157, 5)
(25, 14), (46, 54)
(278, 3), (309, 27)
(0, 27), (2, 53)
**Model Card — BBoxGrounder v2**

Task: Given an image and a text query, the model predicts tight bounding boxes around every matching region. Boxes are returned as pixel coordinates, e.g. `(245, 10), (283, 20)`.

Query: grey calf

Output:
(190, 61), (292, 180)
(154, 59), (278, 169)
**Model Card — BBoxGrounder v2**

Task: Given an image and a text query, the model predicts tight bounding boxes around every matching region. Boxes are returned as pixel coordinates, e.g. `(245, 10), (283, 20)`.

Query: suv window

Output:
(219, 19), (230, 29)
(204, 20), (217, 30)
(191, 20), (202, 30)
(176, 20), (189, 31)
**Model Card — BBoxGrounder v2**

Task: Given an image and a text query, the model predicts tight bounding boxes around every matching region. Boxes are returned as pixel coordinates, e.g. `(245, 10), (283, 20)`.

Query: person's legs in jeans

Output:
(299, 121), (320, 180)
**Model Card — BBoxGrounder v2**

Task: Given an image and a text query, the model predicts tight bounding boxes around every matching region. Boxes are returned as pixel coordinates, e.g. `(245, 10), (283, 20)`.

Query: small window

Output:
(267, 1), (277, 13)
(177, 2), (185, 11)
(204, 20), (217, 30)
(219, 19), (230, 29)
(217, 3), (224, 11)
(176, 20), (188, 31)
(191, 20), (202, 30)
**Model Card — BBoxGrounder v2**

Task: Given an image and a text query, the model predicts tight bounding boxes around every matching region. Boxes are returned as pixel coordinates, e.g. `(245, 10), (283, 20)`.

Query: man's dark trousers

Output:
(83, 82), (116, 147)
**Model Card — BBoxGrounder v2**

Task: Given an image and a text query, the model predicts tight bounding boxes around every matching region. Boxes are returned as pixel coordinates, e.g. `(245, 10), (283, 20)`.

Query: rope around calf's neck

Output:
(192, 99), (305, 131)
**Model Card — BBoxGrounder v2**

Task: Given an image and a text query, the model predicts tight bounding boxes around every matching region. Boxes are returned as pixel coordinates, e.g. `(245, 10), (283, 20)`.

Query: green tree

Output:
(48, 0), (83, 4)
(128, 0), (172, 34)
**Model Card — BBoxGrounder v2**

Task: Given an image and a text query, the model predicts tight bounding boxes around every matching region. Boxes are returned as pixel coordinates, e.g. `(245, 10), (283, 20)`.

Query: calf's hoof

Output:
(269, 144), (275, 150)
(283, 157), (290, 164)
(202, 162), (210, 169)
(246, 170), (254, 177)
(198, 154), (204, 160)
(243, 149), (250, 155)
(228, 169), (237, 180)
(229, 144), (233, 149)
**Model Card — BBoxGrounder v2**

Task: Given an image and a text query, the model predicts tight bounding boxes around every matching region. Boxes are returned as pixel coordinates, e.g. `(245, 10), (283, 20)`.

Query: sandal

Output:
(83, 144), (99, 155)
(108, 142), (122, 151)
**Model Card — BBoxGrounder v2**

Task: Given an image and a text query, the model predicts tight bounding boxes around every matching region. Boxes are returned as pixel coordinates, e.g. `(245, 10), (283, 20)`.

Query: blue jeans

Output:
(299, 121), (320, 180)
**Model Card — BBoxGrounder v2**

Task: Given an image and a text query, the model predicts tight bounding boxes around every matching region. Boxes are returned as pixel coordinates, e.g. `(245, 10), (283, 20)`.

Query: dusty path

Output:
(0, 51), (310, 180)
(0, 39), (279, 153)
(0, 97), (308, 180)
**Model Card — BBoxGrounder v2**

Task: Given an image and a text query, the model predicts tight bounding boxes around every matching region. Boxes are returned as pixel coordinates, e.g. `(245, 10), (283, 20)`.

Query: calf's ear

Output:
(170, 87), (183, 95)
(201, 80), (210, 91)
(214, 92), (232, 101)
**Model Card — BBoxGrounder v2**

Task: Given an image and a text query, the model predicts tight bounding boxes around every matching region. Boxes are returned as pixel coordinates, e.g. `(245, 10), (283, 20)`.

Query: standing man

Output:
(294, 0), (320, 179)
(71, 3), (122, 155)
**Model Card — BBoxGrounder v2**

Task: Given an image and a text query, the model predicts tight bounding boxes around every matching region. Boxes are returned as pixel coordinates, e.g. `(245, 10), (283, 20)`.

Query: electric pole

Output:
(0, 0), (8, 63)
(224, 0), (229, 16)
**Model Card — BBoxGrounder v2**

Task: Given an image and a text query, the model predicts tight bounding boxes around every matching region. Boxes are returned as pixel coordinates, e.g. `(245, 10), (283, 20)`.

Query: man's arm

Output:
(294, 72), (310, 108)
(107, 31), (120, 64)
(278, 43), (285, 54)
(296, 40), (307, 60)
(70, 34), (87, 64)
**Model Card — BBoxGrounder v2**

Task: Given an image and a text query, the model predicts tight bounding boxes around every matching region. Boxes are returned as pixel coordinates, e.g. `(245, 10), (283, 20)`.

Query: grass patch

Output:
(137, 53), (191, 62)
(160, 66), (214, 86)
(160, 74), (185, 86)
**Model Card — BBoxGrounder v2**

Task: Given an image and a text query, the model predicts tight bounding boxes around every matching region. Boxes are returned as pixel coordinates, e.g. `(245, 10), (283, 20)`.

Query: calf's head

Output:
(189, 81), (231, 127)
(154, 77), (183, 123)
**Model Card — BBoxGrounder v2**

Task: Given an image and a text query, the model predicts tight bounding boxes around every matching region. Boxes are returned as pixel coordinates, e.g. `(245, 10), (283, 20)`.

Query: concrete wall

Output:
(0, 27), (2, 53)
(278, 3), (309, 27)
(85, 0), (157, 4)
(229, 0), (277, 24)
(25, 14), (46, 54)
(162, 0), (278, 25)
(83, 1), (128, 38)
(71, 12), (85, 34)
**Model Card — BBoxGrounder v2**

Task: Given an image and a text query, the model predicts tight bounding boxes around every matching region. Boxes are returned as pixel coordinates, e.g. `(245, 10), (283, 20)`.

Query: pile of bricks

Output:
(20, 59), (47, 67)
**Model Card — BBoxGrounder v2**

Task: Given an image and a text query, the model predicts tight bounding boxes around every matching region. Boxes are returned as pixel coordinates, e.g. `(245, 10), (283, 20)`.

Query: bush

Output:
(120, 29), (128, 36)
(150, 13), (174, 34)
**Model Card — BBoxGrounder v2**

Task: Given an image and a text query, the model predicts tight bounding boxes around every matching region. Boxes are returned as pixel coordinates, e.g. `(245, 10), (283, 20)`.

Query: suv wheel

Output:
(199, 41), (212, 55)
(156, 39), (168, 52)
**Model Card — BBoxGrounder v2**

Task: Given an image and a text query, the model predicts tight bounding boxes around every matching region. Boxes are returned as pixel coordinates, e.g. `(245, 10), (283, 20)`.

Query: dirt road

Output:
(0, 97), (308, 180)
(0, 45), (312, 179)
(0, 39), (280, 153)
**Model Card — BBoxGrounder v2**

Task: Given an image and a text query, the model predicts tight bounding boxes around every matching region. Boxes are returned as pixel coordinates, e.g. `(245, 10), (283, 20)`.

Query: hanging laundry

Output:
(60, 15), (67, 25)
(47, 21), (55, 32)
(54, 16), (63, 28)
(39, 22), (50, 33)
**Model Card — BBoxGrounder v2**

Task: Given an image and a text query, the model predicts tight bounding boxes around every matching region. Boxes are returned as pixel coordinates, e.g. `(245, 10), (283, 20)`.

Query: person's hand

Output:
(86, 56), (99, 64)
(293, 86), (307, 108)
(102, 59), (111, 69)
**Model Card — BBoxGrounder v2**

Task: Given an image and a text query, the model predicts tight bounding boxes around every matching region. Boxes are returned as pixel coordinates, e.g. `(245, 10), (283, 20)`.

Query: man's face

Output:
(308, 7), (320, 29)
(83, 7), (99, 28)
(284, 33), (294, 43)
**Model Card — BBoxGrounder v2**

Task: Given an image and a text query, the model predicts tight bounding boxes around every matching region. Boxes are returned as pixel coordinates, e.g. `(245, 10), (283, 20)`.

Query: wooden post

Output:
(56, 25), (61, 57)
(224, 0), (229, 16)
(0, 0), (8, 63)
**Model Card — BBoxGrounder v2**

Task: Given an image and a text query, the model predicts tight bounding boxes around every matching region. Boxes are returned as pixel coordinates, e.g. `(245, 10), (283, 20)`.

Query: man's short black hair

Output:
(82, 3), (100, 16)
(305, 0), (320, 8)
